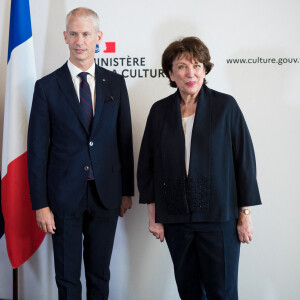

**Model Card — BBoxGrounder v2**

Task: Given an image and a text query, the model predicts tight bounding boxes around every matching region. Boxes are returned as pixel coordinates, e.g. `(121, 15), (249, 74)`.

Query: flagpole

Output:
(13, 268), (18, 300)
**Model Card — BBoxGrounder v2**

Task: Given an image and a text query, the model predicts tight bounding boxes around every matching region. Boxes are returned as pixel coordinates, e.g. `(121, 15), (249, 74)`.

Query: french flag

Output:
(1, 0), (45, 268)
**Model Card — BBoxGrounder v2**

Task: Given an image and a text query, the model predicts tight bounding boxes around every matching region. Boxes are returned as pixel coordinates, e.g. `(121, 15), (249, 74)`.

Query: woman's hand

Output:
(237, 207), (253, 244)
(149, 222), (165, 242)
(147, 203), (165, 242)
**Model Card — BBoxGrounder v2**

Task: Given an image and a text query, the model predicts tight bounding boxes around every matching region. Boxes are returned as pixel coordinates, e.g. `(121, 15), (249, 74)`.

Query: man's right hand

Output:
(36, 207), (56, 234)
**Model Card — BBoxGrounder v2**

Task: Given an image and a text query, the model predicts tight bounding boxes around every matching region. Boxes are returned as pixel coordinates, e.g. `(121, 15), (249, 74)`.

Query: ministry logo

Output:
(94, 39), (165, 79)
(95, 42), (116, 54)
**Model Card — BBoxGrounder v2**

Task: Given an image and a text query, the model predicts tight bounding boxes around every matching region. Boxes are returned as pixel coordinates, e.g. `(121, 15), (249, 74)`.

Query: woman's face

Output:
(169, 56), (206, 99)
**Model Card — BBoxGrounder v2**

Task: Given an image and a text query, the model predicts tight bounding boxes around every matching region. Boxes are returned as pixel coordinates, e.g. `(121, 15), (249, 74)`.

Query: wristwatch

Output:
(240, 208), (251, 215)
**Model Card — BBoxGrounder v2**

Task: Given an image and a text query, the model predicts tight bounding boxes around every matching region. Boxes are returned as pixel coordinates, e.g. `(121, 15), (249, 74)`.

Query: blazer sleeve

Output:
(117, 77), (134, 196)
(27, 80), (50, 210)
(137, 104), (158, 204)
(231, 100), (262, 207)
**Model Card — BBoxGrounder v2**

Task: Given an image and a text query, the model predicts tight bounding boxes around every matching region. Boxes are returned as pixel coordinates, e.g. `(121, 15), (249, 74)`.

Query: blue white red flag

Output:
(1, 0), (45, 268)
(0, 180), (4, 239)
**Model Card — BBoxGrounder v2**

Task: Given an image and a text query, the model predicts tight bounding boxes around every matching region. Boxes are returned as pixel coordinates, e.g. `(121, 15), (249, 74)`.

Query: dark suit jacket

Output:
(137, 85), (261, 223)
(28, 63), (134, 215)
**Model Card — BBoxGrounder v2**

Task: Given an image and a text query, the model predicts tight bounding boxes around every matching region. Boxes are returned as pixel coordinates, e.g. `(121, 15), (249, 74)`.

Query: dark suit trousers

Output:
(164, 220), (240, 300)
(52, 181), (119, 300)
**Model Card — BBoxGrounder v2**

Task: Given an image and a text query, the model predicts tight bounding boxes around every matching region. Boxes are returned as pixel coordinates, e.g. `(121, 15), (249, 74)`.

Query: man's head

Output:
(64, 7), (102, 70)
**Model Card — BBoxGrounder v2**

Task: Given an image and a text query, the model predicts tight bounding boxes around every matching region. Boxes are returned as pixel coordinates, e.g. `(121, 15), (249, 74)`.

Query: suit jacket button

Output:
(84, 166), (90, 171)
(89, 141), (93, 146)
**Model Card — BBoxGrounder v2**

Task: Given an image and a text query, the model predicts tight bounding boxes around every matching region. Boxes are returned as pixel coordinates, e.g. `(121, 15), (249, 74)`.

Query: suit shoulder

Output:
(208, 87), (238, 109)
(151, 92), (177, 111)
(36, 64), (66, 86)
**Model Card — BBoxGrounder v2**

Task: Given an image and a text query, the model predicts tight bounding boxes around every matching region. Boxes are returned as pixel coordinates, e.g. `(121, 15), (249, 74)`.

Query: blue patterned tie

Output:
(78, 72), (93, 131)
(78, 72), (94, 179)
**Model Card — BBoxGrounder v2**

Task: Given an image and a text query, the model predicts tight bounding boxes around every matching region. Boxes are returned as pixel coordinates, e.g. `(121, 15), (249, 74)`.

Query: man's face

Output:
(64, 15), (102, 69)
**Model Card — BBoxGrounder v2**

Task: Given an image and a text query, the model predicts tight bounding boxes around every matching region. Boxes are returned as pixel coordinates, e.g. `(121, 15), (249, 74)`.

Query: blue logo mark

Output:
(95, 45), (100, 53)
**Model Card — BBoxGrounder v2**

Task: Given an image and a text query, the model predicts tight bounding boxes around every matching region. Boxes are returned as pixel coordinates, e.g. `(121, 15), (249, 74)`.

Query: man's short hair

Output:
(66, 7), (100, 31)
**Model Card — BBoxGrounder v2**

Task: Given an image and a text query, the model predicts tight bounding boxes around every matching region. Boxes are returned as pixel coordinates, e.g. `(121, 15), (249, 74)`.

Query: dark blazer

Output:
(28, 63), (134, 215)
(137, 85), (261, 223)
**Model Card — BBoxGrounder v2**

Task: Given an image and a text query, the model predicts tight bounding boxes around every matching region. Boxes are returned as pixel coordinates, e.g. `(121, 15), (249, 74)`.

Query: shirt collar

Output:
(67, 60), (95, 79)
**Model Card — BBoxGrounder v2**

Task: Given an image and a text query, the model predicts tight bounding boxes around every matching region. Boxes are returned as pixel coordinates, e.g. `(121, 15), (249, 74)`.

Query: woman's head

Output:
(162, 37), (213, 88)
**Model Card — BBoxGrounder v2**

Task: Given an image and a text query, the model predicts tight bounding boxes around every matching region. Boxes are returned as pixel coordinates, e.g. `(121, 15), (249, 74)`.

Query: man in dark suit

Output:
(28, 7), (134, 300)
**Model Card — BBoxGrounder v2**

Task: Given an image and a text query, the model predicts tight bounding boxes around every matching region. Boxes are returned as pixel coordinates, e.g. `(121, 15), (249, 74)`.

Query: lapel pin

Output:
(102, 78), (106, 82)
(109, 96), (115, 101)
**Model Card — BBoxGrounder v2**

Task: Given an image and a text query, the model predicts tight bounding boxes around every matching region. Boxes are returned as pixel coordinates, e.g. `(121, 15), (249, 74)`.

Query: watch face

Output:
(241, 209), (251, 215)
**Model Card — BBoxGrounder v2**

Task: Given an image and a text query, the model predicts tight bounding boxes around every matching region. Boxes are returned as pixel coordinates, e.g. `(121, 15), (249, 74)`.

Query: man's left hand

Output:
(120, 196), (132, 217)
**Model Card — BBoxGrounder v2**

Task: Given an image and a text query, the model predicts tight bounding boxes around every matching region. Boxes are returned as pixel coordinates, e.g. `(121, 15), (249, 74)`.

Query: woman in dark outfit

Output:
(137, 37), (261, 300)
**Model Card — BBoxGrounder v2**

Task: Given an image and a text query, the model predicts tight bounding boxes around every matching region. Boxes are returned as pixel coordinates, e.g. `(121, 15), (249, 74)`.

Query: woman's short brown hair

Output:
(162, 37), (214, 87)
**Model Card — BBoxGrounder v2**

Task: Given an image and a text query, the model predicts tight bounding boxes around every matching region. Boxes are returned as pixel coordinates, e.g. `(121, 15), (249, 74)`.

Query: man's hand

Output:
(36, 207), (56, 234)
(119, 196), (132, 217)
(147, 203), (164, 242)
(237, 207), (253, 244)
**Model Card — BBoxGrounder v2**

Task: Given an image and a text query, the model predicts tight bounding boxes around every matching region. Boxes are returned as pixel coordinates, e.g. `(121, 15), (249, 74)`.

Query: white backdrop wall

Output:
(1, 0), (300, 299)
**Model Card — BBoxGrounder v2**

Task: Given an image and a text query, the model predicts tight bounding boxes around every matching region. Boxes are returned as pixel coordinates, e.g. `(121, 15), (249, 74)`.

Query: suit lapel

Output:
(189, 85), (212, 178)
(56, 63), (89, 134)
(90, 65), (111, 137)
(161, 91), (186, 177)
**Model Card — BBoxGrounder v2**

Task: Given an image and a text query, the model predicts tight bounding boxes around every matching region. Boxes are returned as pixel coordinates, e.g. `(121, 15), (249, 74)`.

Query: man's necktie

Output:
(78, 72), (94, 180)
(78, 72), (93, 132)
